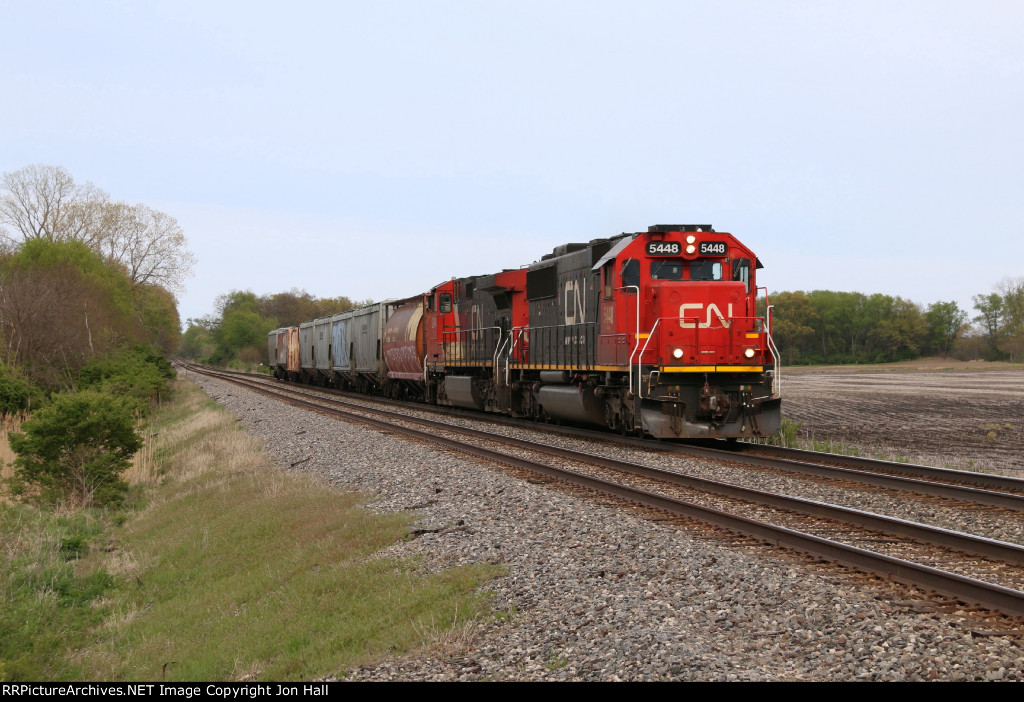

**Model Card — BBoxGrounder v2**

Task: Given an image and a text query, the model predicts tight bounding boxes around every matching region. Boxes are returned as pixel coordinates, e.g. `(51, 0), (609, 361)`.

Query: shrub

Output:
(0, 363), (39, 416)
(8, 390), (143, 507)
(76, 345), (174, 412)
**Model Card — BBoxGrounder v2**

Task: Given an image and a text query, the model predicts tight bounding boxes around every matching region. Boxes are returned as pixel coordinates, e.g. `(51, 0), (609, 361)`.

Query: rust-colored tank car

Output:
(382, 296), (426, 397)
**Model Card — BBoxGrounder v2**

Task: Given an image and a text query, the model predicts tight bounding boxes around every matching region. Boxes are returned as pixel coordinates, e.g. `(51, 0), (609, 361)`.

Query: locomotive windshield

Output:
(650, 259), (683, 280)
(689, 260), (723, 281)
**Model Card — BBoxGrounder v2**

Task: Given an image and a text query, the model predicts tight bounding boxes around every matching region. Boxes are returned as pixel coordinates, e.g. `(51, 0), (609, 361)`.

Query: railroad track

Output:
(182, 363), (1024, 618)
(733, 443), (1024, 499)
(196, 366), (1024, 508)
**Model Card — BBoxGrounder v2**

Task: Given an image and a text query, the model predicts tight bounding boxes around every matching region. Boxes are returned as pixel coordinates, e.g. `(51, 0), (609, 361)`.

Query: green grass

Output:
(2, 379), (503, 681)
(752, 417), (912, 463)
(0, 503), (115, 681)
(751, 417), (802, 448)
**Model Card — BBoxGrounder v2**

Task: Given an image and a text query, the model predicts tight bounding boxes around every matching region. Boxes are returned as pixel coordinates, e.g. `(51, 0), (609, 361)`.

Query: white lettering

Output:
(564, 279), (586, 325)
(470, 303), (481, 344)
(679, 303), (733, 329)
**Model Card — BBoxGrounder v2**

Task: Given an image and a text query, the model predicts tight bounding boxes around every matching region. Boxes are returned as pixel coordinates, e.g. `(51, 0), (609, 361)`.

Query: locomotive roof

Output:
(518, 226), (766, 275)
(592, 234), (636, 271)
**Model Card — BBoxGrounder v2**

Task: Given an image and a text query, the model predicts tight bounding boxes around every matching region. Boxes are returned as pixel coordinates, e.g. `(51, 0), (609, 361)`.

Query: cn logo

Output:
(564, 279), (586, 325)
(679, 303), (733, 329)
(470, 304), (482, 342)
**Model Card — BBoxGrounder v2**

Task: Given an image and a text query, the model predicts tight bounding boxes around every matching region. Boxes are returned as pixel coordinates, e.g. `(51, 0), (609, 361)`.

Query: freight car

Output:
(268, 225), (781, 439)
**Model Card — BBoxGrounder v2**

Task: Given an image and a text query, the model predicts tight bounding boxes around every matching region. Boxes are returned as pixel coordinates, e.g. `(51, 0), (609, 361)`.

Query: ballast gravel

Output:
(190, 374), (1024, 681)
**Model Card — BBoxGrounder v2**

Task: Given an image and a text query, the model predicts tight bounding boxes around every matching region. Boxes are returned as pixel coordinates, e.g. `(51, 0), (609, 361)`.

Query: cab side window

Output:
(621, 259), (639, 290)
(439, 293), (452, 313)
(733, 258), (751, 292)
(602, 261), (614, 298)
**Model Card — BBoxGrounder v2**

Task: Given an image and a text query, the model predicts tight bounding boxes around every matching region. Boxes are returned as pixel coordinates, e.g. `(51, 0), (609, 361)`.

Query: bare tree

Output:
(1, 165), (196, 298)
(0, 165), (109, 247)
(99, 202), (196, 296)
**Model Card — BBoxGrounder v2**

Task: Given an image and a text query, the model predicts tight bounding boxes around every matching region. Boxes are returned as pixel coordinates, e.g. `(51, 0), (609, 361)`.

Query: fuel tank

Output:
(536, 384), (606, 426)
(444, 376), (485, 410)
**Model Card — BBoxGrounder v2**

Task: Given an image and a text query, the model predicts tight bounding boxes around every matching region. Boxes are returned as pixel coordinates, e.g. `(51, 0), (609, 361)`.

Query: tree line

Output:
(1, 164), (190, 387)
(180, 289), (370, 366)
(766, 279), (1024, 365)
(1, 165), (191, 507)
(189, 283), (1024, 370)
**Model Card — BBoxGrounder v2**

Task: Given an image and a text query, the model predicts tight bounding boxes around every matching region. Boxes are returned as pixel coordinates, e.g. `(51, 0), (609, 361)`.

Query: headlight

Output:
(744, 348), (756, 358)
(685, 244), (696, 254)
(686, 235), (696, 244)
(673, 348), (684, 359)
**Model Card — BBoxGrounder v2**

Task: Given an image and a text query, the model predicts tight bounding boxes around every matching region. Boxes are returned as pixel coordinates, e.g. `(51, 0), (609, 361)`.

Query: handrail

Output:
(622, 286), (640, 395)
(441, 326), (502, 367)
(766, 306), (780, 397)
(507, 328), (526, 384)
(492, 328), (510, 386)
(759, 286), (781, 398)
(509, 322), (597, 369)
(637, 318), (663, 399)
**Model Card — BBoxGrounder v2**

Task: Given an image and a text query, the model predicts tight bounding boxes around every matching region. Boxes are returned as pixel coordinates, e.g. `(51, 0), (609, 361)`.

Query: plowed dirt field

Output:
(779, 360), (1024, 477)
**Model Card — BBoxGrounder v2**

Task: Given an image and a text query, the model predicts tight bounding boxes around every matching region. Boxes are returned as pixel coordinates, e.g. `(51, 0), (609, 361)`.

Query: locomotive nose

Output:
(654, 281), (744, 366)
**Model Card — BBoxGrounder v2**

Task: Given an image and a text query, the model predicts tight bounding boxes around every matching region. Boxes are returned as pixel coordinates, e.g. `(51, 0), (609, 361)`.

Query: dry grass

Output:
(70, 378), (502, 681)
(0, 414), (24, 482)
(2, 378), (502, 681)
(1, 414), (26, 505)
(125, 420), (159, 486)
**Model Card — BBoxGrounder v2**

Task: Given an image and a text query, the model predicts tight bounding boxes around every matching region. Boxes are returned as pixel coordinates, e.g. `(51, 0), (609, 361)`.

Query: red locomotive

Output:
(268, 225), (781, 439)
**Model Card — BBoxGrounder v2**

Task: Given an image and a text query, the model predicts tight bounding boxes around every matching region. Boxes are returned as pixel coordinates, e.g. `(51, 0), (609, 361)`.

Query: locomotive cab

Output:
(607, 225), (780, 437)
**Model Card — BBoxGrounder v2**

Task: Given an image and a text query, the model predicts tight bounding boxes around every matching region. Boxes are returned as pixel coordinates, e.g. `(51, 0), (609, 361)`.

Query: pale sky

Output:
(2, 0), (1021, 325)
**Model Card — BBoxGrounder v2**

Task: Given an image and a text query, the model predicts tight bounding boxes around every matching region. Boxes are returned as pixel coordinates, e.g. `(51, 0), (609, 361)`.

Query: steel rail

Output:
(735, 442), (1024, 494)
(667, 443), (1024, 512)
(189, 364), (1024, 509)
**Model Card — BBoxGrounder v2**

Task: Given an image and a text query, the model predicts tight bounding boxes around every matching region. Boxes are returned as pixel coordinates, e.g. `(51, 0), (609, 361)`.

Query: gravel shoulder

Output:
(190, 372), (1024, 681)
